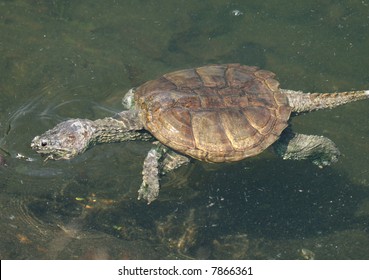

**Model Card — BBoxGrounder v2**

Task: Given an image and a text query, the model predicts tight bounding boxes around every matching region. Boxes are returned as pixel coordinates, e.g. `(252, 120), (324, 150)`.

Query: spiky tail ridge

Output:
(281, 89), (369, 113)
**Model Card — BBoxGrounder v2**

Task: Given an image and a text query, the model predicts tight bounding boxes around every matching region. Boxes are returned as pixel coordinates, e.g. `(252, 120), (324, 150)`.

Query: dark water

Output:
(1, 0), (369, 259)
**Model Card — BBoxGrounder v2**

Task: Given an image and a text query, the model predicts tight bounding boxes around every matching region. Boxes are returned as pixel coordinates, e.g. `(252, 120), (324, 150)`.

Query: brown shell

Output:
(134, 64), (292, 162)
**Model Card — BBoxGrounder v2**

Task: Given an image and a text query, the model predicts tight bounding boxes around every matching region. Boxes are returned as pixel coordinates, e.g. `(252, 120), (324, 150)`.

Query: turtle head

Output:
(31, 119), (95, 160)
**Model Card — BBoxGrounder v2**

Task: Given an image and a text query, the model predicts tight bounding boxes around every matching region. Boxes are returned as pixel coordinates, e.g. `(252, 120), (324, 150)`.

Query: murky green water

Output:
(1, 0), (369, 259)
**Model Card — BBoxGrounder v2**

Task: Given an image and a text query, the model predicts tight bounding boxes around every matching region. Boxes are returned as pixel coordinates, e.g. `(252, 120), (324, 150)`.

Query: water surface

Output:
(1, 0), (369, 259)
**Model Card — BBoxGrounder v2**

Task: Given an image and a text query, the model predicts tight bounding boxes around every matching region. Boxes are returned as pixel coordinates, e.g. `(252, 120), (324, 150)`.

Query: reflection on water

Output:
(1, 0), (369, 259)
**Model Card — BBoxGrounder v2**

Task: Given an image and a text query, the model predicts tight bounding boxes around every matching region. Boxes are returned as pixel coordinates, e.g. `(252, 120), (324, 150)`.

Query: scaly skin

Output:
(281, 89), (369, 113)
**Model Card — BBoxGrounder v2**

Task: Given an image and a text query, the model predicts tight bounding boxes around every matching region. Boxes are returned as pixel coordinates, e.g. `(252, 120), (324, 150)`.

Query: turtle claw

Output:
(138, 181), (159, 204)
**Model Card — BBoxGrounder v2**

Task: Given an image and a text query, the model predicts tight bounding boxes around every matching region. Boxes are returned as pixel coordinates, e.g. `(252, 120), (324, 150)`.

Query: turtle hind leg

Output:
(273, 131), (340, 168)
(160, 150), (190, 175)
(138, 145), (190, 204)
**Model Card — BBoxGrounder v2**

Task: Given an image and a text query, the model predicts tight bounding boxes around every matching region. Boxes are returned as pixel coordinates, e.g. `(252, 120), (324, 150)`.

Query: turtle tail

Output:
(281, 89), (369, 113)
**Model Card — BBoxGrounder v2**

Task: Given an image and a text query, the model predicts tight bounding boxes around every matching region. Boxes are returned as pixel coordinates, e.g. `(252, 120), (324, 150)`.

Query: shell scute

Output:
(242, 106), (276, 135)
(219, 110), (263, 150)
(196, 65), (226, 87)
(225, 66), (256, 88)
(163, 69), (202, 89)
(154, 108), (194, 149)
(191, 111), (233, 155)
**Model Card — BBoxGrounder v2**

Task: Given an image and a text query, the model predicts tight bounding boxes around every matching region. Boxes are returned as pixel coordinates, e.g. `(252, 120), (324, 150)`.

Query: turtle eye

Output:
(41, 140), (48, 147)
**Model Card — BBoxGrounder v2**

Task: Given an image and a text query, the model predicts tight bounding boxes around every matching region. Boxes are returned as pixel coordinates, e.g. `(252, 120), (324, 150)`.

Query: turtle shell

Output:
(134, 64), (292, 162)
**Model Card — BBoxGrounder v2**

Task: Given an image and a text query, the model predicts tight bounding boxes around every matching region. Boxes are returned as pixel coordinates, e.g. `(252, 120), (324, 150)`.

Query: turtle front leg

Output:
(273, 131), (340, 168)
(138, 148), (162, 204)
(138, 144), (190, 204)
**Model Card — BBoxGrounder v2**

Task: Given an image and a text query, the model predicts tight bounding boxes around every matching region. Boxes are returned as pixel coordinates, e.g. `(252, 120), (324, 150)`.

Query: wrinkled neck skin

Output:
(89, 118), (147, 145)
(90, 116), (152, 146)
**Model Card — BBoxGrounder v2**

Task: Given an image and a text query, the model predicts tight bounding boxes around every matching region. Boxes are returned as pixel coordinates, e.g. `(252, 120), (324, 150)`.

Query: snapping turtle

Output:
(31, 64), (369, 203)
